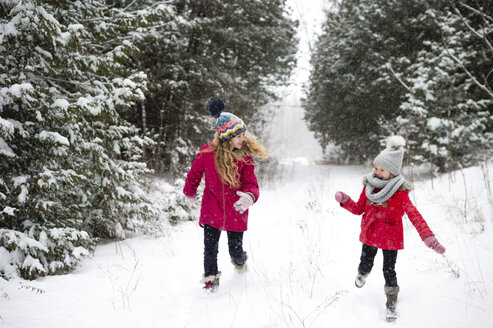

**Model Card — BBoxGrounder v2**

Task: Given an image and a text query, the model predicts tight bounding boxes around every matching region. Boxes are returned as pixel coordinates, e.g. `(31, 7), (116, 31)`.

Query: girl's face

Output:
(231, 132), (246, 149)
(374, 164), (392, 180)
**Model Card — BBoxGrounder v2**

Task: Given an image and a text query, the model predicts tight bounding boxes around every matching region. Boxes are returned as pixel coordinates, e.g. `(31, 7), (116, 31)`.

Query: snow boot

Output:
(355, 271), (368, 288)
(384, 285), (400, 322)
(201, 272), (221, 292)
(231, 252), (248, 272)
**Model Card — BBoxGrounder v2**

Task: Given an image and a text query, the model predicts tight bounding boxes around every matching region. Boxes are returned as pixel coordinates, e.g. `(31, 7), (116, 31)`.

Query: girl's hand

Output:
(234, 191), (254, 214)
(424, 236), (446, 254)
(335, 191), (349, 205)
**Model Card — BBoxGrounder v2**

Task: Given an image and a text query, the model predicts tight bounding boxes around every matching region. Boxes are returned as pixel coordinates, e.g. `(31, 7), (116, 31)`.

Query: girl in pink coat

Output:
(183, 99), (269, 291)
(334, 136), (445, 322)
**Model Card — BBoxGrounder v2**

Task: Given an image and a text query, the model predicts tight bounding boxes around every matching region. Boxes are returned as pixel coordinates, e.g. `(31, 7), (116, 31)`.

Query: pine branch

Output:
(33, 75), (93, 87)
(452, 1), (493, 55)
(440, 32), (493, 100)
(460, 1), (493, 23)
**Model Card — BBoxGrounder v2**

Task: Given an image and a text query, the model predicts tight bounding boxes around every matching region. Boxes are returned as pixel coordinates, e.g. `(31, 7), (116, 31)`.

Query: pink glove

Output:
(335, 191), (349, 205)
(424, 236), (445, 254)
(234, 191), (254, 214)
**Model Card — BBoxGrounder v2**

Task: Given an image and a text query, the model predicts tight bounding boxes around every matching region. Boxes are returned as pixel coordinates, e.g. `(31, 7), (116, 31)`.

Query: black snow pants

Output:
(203, 224), (246, 277)
(358, 244), (398, 287)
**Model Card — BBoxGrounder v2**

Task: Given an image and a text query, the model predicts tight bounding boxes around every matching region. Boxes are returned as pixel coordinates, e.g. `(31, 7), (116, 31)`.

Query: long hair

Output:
(203, 131), (269, 188)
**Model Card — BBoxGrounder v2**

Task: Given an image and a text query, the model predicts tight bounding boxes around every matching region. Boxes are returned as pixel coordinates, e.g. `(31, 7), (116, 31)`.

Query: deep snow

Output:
(1, 153), (493, 327)
(2, 0), (493, 326)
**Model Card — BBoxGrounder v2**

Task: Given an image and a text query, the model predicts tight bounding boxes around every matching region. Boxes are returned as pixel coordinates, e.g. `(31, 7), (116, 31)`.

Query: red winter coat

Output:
(342, 185), (434, 250)
(183, 144), (259, 232)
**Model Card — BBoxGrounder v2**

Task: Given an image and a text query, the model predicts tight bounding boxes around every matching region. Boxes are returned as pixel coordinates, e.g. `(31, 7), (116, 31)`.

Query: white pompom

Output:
(387, 135), (406, 149)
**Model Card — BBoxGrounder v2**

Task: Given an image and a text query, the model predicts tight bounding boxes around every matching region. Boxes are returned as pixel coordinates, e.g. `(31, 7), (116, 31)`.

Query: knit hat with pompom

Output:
(208, 99), (246, 143)
(373, 136), (406, 176)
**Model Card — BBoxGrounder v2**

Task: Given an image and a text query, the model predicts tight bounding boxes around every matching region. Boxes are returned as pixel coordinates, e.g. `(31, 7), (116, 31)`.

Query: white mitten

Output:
(233, 191), (254, 214)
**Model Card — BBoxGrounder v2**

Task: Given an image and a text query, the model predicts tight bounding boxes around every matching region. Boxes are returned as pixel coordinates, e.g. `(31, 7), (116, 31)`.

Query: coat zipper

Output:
(222, 182), (226, 230)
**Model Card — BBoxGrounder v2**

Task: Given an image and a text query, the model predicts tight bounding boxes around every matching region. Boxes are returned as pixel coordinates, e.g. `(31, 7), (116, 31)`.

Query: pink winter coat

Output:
(342, 185), (434, 250)
(183, 144), (259, 232)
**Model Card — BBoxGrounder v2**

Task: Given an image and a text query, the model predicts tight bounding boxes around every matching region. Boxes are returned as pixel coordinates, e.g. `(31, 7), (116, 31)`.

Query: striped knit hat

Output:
(208, 99), (246, 143)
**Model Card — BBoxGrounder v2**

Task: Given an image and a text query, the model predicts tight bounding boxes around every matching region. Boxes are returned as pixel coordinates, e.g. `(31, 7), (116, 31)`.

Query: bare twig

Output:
(442, 296), (487, 311)
(458, 2), (493, 22)
(442, 1), (493, 99)
(458, 163), (468, 223)
(451, 1), (493, 54)
(485, 68), (493, 92)
(283, 290), (347, 328)
(457, 0), (493, 92)
(440, 31), (493, 100)
(386, 63), (411, 91)
(480, 161), (493, 221)
(454, 236), (487, 298)
(123, 0), (137, 11)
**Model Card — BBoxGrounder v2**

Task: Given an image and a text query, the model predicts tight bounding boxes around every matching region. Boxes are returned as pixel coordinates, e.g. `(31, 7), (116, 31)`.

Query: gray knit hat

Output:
(373, 136), (406, 176)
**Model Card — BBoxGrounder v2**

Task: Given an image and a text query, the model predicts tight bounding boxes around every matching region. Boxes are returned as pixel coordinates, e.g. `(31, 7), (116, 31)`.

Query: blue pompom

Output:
(208, 99), (225, 118)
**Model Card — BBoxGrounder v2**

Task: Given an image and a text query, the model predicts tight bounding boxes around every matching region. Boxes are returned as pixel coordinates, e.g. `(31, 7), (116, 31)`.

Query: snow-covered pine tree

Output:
(305, 0), (429, 162)
(304, 4), (358, 158)
(123, 0), (298, 176)
(390, 2), (493, 171)
(0, 0), (158, 279)
(305, 0), (492, 169)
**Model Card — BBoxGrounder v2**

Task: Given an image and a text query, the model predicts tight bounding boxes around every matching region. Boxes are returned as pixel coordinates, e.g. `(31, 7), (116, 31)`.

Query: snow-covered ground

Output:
(2, 1), (493, 327)
(1, 151), (493, 327)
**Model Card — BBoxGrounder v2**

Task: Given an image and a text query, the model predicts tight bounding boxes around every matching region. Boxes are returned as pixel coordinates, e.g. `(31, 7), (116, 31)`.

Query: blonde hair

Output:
(203, 131), (269, 188)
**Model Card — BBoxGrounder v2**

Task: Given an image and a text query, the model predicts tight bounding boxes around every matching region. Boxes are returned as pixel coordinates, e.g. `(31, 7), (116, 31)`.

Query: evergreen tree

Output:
(390, 1), (493, 171)
(123, 0), (298, 175)
(305, 0), (434, 162)
(0, 0), (158, 279)
(305, 0), (492, 169)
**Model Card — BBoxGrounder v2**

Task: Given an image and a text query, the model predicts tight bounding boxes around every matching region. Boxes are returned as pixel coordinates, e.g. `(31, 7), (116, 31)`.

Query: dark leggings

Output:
(203, 224), (245, 277)
(358, 244), (398, 287)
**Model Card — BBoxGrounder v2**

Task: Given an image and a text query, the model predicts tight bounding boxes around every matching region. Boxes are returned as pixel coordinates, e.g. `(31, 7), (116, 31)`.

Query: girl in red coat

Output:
(334, 136), (445, 322)
(183, 99), (269, 291)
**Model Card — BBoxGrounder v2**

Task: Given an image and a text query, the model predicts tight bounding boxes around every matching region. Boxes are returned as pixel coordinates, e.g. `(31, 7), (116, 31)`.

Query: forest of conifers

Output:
(1, 0), (491, 279)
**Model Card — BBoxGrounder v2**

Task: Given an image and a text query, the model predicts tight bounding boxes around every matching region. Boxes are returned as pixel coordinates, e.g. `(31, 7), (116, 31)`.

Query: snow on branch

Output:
(452, 0), (493, 54)
(440, 30), (493, 100)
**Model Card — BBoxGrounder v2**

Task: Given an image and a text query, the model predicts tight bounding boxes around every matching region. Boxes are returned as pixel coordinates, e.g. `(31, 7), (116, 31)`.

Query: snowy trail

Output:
(2, 85), (493, 327)
(2, 149), (493, 327)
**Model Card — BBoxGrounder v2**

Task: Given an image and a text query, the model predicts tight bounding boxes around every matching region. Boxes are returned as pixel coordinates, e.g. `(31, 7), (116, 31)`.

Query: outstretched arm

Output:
(402, 192), (445, 254)
(337, 188), (367, 216)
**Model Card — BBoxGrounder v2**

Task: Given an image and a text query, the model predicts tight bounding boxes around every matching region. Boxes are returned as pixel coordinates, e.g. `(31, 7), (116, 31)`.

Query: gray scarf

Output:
(365, 172), (405, 204)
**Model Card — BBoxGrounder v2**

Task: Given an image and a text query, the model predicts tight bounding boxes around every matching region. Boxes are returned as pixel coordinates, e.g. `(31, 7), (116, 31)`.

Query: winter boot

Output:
(231, 252), (248, 272)
(201, 272), (221, 292)
(384, 285), (400, 322)
(355, 271), (369, 288)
